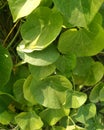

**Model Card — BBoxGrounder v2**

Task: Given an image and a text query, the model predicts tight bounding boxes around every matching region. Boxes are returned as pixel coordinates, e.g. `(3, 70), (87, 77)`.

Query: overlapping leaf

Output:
(15, 111), (43, 130)
(19, 7), (62, 52)
(8, 0), (41, 22)
(53, 0), (103, 27)
(58, 23), (104, 57)
(17, 44), (60, 66)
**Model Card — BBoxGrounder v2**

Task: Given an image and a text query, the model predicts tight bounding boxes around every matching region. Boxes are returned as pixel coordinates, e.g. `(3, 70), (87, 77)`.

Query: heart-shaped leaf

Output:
(15, 111), (43, 130)
(19, 7), (62, 52)
(58, 24), (104, 57)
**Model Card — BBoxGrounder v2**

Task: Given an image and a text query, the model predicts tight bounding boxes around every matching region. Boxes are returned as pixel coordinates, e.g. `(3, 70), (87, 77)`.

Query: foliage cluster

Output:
(0, 0), (104, 129)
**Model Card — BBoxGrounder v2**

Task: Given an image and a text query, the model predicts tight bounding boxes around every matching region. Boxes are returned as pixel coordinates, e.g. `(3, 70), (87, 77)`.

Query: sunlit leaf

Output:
(15, 111), (43, 130)
(8, 0), (41, 22)
(19, 7), (62, 52)
(53, 0), (103, 27)
(17, 44), (60, 66)
(64, 90), (87, 108)
(58, 24), (104, 57)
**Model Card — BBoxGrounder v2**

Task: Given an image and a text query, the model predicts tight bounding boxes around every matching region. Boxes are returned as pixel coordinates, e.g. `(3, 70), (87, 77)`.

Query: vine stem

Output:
(68, 116), (76, 126)
(7, 24), (21, 49)
(14, 61), (26, 67)
(3, 20), (19, 47)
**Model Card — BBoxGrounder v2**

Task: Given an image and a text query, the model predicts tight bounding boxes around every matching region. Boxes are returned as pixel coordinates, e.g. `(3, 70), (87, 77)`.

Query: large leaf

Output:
(89, 82), (104, 103)
(40, 108), (69, 126)
(0, 44), (12, 87)
(17, 44), (60, 66)
(29, 75), (72, 108)
(73, 57), (104, 86)
(29, 64), (56, 80)
(8, 0), (41, 22)
(19, 7), (62, 52)
(58, 24), (104, 57)
(15, 111), (43, 130)
(53, 0), (103, 27)
(75, 103), (96, 124)
(64, 90), (87, 108)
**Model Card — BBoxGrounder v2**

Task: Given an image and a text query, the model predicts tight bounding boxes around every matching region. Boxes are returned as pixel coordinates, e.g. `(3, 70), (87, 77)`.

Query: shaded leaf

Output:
(0, 44), (12, 87)
(75, 103), (96, 124)
(29, 64), (56, 80)
(89, 82), (104, 103)
(40, 108), (69, 126)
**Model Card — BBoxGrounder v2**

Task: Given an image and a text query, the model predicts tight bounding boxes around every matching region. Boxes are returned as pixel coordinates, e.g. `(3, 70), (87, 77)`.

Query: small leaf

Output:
(17, 44), (60, 66)
(0, 44), (12, 87)
(13, 79), (28, 104)
(64, 90), (87, 108)
(23, 75), (37, 105)
(58, 24), (104, 57)
(8, 0), (41, 22)
(89, 82), (104, 103)
(15, 111), (43, 130)
(40, 108), (69, 126)
(51, 126), (66, 130)
(66, 125), (85, 130)
(99, 86), (104, 101)
(29, 75), (72, 108)
(29, 64), (56, 80)
(75, 103), (96, 124)
(19, 7), (63, 52)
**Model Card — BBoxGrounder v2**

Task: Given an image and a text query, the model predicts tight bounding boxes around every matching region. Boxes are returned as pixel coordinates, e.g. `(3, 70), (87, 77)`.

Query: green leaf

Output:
(8, 0), (41, 22)
(89, 82), (104, 103)
(55, 54), (76, 77)
(66, 125), (85, 130)
(0, 44), (12, 87)
(19, 7), (62, 52)
(29, 64), (56, 80)
(51, 126), (66, 130)
(53, 0), (103, 27)
(23, 75), (37, 105)
(15, 111), (43, 130)
(99, 86), (104, 101)
(58, 24), (104, 57)
(0, 111), (14, 125)
(40, 108), (69, 126)
(73, 57), (104, 86)
(75, 103), (96, 124)
(13, 79), (28, 104)
(17, 44), (60, 66)
(29, 75), (72, 108)
(64, 90), (87, 108)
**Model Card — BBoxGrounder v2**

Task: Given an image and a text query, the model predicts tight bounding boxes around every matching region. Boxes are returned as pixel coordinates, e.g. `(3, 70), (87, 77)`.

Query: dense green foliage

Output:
(0, 0), (104, 129)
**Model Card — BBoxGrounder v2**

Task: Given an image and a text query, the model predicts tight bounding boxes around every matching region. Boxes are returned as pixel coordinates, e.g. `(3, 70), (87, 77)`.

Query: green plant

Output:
(0, 0), (104, 129)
